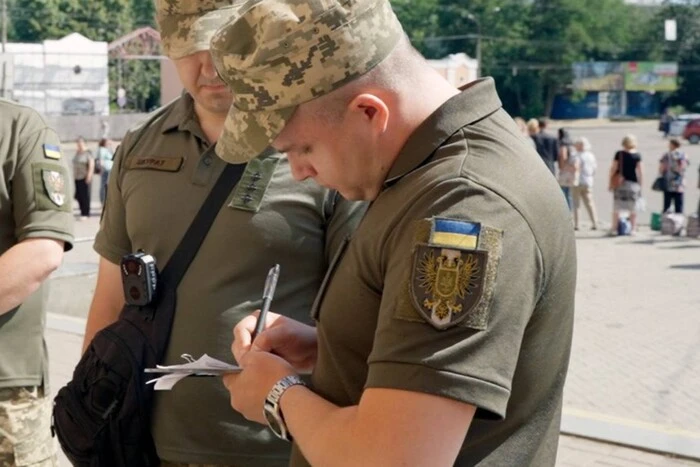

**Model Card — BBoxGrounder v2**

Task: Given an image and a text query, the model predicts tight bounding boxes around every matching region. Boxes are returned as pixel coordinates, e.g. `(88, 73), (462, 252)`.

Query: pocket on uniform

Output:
(5, 389), (56, 465)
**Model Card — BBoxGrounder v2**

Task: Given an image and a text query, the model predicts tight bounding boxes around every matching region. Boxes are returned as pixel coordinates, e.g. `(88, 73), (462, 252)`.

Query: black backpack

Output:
(52, 162), (245, 466)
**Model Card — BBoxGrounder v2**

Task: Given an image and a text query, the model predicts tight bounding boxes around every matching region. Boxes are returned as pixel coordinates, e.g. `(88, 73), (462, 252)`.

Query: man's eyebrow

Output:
(276, 144), (294, 154)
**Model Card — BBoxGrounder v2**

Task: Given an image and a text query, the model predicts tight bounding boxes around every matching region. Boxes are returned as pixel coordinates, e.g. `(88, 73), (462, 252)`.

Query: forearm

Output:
(0, 240), (63, 315)
(280, 386), (377, 467)
(280, 387), (453, 467)
(82, 302), (123, 352)
(82, 259), (125, 352)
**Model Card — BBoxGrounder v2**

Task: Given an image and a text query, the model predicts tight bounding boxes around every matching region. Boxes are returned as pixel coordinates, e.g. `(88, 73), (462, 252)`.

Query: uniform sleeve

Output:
(12, 124), (74, 251)
(323, 191), (368, 264)
(364, 181), (543, 420)
(93, 143), (131, 264)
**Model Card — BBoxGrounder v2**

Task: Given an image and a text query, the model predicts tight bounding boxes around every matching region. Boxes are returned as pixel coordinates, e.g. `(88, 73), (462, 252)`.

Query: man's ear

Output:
(347, 93), (389, 135)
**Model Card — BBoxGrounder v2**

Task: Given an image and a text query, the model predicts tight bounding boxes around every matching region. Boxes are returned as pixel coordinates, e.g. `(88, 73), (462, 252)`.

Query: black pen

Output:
(252, 264), (280, 341)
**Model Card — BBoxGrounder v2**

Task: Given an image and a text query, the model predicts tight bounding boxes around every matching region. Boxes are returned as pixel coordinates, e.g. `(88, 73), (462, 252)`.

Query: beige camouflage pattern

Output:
(0, 387), (57, 466)
(155, 0), (248, 59)
(210, 0), (404, 163)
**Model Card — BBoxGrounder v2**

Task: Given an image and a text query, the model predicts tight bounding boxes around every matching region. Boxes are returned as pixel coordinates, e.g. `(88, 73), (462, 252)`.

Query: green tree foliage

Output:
(641, 0), (700, 111)
(8, 0), (132, 42)
(132, 0), (156, 28)
(6, 0), (700, 115)
(396, 0), (700, 117)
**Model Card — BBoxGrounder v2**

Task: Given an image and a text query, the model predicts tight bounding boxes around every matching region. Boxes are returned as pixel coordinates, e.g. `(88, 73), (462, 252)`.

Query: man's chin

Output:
(197, 93), (233, 115)
(335, 186), (373, 202)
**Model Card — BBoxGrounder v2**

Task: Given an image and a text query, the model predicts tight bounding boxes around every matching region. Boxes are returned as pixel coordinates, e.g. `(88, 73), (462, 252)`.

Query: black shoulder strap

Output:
(159, 161), (246, 289)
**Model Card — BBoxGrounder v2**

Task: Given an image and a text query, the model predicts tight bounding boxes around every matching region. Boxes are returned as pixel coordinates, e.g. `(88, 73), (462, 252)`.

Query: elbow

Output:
(37, 240), (65, 278)
(45, 245), (65, 274)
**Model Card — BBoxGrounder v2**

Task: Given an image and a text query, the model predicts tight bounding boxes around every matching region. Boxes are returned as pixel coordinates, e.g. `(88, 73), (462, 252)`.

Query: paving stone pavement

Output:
(45, 328), (700, 467)
(561, 227), (700, 459)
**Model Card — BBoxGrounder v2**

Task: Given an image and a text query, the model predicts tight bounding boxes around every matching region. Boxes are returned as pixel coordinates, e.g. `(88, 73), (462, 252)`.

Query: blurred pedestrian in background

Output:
(514, 117), (535, 148)
(557, 128), (578, 211)
(658, 108), (673, 139)
(96, 138), (114, 205)
(658, 138), (688, 214)
(571, 136), (599, 230)
(609, 135), (643, 235)
(73, 136), (94, 220)
(528, 118), (558, 176)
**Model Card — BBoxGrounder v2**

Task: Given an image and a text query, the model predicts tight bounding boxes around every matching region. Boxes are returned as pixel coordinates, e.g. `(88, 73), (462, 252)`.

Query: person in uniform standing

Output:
(212, 1), (576, 465)
(81, 1), (365, 466)
(0, 99), (74, 466)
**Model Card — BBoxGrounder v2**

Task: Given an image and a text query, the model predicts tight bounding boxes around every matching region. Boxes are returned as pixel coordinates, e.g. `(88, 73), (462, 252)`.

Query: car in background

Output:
(682, 118), (700, 144)
(669, 113), (700, 137)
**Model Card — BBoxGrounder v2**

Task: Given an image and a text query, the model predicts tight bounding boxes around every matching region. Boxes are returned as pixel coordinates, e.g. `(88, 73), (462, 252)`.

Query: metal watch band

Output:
(267, 374), (306, 405)
(264, 374), (306, 441)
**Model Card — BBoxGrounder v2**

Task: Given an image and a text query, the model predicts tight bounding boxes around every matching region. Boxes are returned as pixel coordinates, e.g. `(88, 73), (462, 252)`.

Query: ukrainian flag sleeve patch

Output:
(403, 217), (503, 331)
(43, 144), (62, 160)
(430, 218), (481, 249)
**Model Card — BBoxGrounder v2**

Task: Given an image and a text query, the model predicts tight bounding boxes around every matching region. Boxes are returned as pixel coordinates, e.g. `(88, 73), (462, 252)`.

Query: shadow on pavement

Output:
(669, 264), (700, 270)
(658, 244), (700, 249)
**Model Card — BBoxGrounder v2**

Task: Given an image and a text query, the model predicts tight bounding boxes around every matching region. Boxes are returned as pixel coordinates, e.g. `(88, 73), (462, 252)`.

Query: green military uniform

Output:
(209, 1), (575, 464)
(94, 93), (365, 465)
(291, 79), (576, 466)
(0, 98), (74, 465)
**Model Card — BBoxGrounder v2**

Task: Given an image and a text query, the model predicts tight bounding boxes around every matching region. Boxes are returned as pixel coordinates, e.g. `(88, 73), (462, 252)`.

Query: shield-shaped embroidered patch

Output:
(410, 244), (488, 330)
(42, 170), (66, 207)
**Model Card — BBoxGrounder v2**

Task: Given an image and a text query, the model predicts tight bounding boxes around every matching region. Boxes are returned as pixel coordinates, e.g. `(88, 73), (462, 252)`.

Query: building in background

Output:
(552, 61), (678, 119)
(3, 33), (109, 116)
(427, 53), (479, 89)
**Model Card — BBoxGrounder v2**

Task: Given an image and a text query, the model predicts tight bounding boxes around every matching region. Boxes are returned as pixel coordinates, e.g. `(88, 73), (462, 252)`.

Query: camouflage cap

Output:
(155, 0), (248, 59)
(210, 0), (404, 163)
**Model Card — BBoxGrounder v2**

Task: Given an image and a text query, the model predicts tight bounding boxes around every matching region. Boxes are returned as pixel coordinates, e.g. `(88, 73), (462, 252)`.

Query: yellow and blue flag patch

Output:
(429, 218), (480, 250)
(43, 144), (62, 160)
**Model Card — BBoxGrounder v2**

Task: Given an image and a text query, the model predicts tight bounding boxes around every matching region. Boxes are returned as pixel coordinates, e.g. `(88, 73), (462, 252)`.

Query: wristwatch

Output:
(263, 375), (306, 441)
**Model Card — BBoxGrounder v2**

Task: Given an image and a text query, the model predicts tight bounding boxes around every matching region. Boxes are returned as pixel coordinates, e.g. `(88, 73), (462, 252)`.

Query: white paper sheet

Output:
(145, 353), (241, 391)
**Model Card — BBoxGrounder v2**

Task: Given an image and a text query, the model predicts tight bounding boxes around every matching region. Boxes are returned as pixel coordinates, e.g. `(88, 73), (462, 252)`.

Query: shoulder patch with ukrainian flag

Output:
(406, 217), (503, 331)
(43, 144), (62, 160)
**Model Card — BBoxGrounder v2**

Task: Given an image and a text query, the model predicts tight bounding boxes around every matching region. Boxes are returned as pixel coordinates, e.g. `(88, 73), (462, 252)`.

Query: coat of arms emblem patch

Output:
(42, 169), (66, 207)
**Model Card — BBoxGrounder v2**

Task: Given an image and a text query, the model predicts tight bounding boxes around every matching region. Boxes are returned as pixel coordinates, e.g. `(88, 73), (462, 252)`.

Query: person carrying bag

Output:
(52, 162), (246, 467)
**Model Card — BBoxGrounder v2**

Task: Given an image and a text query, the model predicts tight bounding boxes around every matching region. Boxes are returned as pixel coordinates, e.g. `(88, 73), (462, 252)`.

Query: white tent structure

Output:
(5, 33), (109, 116)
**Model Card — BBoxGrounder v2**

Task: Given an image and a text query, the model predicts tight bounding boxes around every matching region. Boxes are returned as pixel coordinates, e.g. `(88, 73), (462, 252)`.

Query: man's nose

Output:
(201, 53), (219, 80)
(287, 155), (312, 181)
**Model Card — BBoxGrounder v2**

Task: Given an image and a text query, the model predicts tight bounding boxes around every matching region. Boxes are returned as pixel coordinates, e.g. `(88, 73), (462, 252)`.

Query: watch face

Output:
(264, 406), (284, 438)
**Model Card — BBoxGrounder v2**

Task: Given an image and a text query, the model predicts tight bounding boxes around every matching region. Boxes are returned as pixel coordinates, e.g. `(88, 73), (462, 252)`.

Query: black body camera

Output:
(120, 251), (158, 306)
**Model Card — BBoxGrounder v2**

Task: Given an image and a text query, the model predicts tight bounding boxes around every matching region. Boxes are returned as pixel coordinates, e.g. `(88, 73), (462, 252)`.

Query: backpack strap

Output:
(160, 160), (246, 289)
(146, 157), (247, 359)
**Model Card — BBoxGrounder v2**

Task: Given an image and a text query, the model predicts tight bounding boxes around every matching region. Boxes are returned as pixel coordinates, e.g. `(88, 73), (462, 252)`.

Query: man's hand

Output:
(222, 349), (296, 425)
(232, 311), (318, 372)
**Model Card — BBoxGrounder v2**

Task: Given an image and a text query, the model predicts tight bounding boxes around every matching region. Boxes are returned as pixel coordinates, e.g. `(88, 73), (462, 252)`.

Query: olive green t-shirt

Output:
(0, 99), (74, 390)
(94, 94), (366, 465)
(292, 79), (576, 466)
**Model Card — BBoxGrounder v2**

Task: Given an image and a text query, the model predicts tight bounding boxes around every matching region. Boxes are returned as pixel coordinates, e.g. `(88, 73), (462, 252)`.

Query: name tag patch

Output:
(127, 157), (184, 172)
